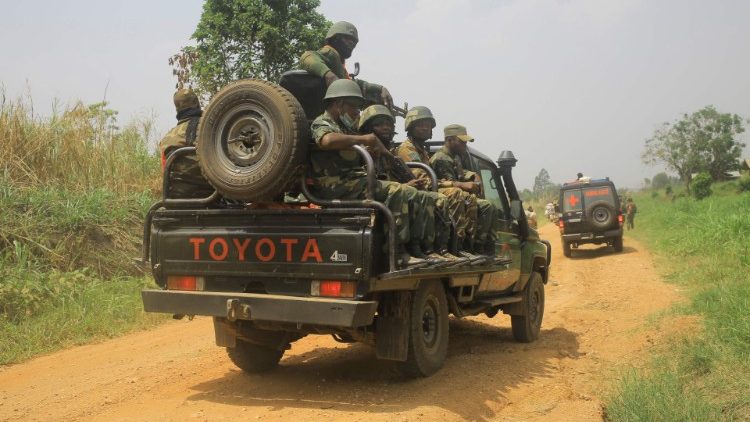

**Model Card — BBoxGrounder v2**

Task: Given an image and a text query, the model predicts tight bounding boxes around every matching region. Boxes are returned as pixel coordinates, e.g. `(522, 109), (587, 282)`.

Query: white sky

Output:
(2, 0), (749, 189)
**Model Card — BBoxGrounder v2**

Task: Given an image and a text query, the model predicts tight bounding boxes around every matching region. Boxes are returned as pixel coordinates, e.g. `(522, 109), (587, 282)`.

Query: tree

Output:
(172, 0), (330, 96)
(532, 168), (559, 202)
(651, 172), (670, 190)
(643, 105), (746, 192)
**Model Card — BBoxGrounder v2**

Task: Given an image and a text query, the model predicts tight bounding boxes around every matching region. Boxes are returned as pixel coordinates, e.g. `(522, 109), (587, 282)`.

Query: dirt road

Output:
(0, 224), (682, 421)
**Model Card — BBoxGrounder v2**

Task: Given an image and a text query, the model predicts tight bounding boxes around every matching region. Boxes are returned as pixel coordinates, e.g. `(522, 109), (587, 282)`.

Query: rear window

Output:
(562, 189), (582, 212)
(583, 186), (615, 205)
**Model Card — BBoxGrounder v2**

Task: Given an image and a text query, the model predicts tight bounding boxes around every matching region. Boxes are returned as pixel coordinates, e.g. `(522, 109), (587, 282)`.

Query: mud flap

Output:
(375, 291), (412, 362)
(213, 317), (238, 347)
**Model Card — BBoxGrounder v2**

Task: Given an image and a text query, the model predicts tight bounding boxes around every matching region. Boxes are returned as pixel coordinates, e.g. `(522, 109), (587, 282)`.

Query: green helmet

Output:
(173, 88), (199, 112)
(323, 79), (364, 104)
(326, 21), (358, 42)
(404, 106), (436, 131)
(357, 105), (394, 131)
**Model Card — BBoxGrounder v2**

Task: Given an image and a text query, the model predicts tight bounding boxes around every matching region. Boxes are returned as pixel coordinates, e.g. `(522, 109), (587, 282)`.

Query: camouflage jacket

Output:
(158, 119), (213, 197)
(300, 45), (383, 104)
(430, 146), (475, 184)
(309, 111), (366, 184)
(396, 139), (452, 188)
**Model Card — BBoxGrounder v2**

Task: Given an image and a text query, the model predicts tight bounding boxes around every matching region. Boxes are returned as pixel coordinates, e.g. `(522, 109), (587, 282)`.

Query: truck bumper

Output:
(141, 290), (378, 328)
(562, 227), (622, 243)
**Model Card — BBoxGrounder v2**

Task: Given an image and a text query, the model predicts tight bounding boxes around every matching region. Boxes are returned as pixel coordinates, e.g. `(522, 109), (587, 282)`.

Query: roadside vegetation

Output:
(606, 181), (750, 420)
(0, 95), (166, 364)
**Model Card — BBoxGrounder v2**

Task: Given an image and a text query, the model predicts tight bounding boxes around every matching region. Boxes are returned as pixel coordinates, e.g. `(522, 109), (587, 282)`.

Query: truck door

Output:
(561, 188), (584, 233)
(473, 157), (520, 294)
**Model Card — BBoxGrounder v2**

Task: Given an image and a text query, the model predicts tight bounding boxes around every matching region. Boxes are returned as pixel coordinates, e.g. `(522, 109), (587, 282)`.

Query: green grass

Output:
(0, 94), (165, 364)
(605, 183), (750, 421)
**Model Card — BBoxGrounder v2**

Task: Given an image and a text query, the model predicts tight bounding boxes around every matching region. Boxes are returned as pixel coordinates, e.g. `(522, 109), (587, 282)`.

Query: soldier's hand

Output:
(360, 134), (389, 156)
(324, 71), (338, 87)
(406, 179), (421, 188)
(381, 87), (393, 109)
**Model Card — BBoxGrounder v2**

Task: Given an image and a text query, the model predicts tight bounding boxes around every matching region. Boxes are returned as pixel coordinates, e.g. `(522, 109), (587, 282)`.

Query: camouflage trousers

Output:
(311, 177), (411, 246)
(438, 187), (473, 243)
(167, 157), (215, 199)
(475, 198), (497, 245)
(421, 190), (451, 252)
(400, 184), (437, 250)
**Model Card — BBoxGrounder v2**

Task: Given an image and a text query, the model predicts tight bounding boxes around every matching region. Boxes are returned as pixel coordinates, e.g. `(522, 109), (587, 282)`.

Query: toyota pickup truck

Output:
(140, 78), (551, 377)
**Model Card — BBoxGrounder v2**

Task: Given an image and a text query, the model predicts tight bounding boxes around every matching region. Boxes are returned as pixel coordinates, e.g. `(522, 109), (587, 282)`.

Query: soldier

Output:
(430, 124), (497, 255)
(395, 106), (476, 258)
(526, 206), (538, 229)
(308, 79), (424, 267)
(300, 21), (392, 107)
(158, 88), (214, 199)
(357, 105), (453, 264)
(625, 197), (637, 230)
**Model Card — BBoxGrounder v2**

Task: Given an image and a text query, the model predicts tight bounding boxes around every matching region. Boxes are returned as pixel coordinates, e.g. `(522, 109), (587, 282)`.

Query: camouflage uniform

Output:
(309, 111), (411, 246)
(300, 47), (383, 104)
(158, 89), (213, 199)
(396, 139), (467, 245)
(430, 146), (496, 248)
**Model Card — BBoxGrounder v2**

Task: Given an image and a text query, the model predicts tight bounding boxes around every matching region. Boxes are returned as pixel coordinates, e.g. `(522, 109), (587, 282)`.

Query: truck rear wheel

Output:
(400, 281), (449, 377)
(197, 79), (308, 201)
(613, 235), (623, 252)
(511, 272), (545, 343)
(227, 340), (284, 373)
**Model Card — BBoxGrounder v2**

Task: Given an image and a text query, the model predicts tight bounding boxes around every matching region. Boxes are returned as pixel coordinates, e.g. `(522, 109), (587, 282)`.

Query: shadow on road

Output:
(187, 318), (581, 420)
(568, 245), (637, 260)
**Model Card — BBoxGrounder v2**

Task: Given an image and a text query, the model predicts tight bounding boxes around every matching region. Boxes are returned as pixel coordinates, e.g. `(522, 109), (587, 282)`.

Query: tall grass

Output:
(606, 184), (750, 420)
(0, 94), (166, 364)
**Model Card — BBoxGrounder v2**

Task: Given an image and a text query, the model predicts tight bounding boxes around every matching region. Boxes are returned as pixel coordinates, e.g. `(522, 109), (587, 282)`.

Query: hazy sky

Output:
(2, 0), (749, 189)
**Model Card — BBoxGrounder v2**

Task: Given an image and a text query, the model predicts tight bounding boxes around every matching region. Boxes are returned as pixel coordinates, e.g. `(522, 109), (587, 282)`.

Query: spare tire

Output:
(586, 200), (616, 231)
(197, 79), (308, 201)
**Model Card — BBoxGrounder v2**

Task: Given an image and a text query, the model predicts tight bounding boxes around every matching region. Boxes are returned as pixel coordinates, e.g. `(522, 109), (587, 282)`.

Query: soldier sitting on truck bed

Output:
(396, 107), (484, 260)
(357, 105), (462, 265)
(430, 124), (497, 256)
(158, 88), (214, 199)
(300, 21), (392, 108)
(308, 79), (425, 268)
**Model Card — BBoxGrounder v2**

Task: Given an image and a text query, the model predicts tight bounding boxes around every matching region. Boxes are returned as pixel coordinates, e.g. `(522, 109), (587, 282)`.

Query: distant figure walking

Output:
(525, 206), (538, 228)
(625, 197), (637, 230)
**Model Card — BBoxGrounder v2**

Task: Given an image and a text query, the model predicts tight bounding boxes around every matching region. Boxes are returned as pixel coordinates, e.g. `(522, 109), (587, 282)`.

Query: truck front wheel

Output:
(400, 281), (449, 377)
(562, 240), (572, 257)
(227, 340), (285, 373)
(511, 272), (545, 343)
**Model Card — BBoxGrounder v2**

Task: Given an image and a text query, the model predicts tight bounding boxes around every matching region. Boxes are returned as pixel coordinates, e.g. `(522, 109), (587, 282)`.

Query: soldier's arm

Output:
(300, 50), (333, 79)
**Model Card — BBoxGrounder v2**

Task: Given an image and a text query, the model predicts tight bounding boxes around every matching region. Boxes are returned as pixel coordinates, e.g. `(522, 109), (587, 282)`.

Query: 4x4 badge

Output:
(330, 250), (348, 262)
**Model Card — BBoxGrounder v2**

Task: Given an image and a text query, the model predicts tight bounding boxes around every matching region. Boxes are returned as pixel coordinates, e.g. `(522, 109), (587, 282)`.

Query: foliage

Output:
(651, 172), (670, 190)
(0, 93), (164, 363)
(174, 0), (330, 96)
(691, 172), (713, 200)
(739, 175), (750, 193)
(606, 185), (750, 420)
(665, 185), (673, 196)
(531, 168), (560, 203)
(642, 105), (746, 192)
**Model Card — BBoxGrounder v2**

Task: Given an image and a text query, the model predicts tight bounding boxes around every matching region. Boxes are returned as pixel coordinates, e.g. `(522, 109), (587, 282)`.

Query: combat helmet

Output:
(323, 79), (364, 104)
(357, 104), (394, 131)
(404, 106), (436, 131)
(173, 88), (199, 112)
(326, 21), (358, 42)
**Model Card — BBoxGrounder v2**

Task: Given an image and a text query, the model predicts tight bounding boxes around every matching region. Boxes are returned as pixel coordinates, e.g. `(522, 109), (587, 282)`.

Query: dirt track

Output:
(0, 224), (682, 421)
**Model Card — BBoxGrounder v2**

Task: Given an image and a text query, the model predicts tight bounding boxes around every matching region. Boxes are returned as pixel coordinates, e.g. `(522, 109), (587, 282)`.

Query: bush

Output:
(739, 175), (750, 193)
(691, 173), (713, 200)
(665, 185), (673, 196)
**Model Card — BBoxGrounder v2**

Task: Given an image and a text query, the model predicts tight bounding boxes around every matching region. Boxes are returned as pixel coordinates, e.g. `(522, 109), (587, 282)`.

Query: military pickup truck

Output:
(140, 77), (551, 377)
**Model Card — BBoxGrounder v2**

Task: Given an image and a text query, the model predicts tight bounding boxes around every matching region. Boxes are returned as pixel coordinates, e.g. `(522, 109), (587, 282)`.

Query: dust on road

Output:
(0, 224), (683, 421)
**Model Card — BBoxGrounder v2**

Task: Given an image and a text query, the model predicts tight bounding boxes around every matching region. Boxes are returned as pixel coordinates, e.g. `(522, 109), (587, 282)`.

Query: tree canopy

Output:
(642, 105), (746, 191)
(171, 0), (330, 96)
(532, 168), (560, 202)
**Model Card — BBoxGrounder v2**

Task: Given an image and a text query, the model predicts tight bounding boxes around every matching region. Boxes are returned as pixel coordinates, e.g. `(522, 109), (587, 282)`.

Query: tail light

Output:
(311, 280), (355, 298)
(618, 214), (624, 225)
(167, 275), (205, 291)
(558, 219), (564, 230)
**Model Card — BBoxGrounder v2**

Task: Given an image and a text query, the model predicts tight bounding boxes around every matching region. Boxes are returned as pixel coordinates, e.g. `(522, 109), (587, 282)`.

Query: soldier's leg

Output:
(438, 187), (467, 247)
(462, 191), (479, 250)
(475, 199), (496, 253)
(373, 180), (410, 246)
(399, 184), (432, 258)
(426, 191), (451, 253)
